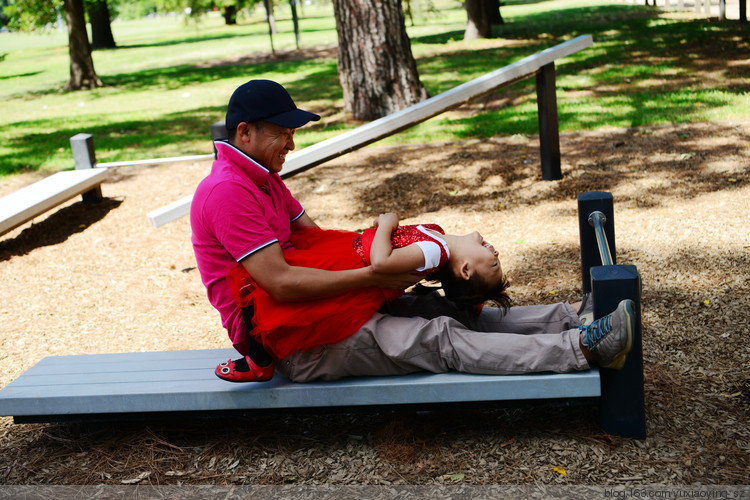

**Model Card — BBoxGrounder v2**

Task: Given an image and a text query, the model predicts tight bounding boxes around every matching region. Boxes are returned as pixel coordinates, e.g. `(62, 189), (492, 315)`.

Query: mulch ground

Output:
(0, 120), (748, 485)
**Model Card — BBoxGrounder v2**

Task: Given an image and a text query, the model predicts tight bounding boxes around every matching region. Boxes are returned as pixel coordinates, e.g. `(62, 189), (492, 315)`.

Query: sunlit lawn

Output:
(0, 0), (747, 175)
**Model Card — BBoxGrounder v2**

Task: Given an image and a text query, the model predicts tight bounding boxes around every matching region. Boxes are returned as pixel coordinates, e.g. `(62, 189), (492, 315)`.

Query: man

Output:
(191, 79), (634, 383)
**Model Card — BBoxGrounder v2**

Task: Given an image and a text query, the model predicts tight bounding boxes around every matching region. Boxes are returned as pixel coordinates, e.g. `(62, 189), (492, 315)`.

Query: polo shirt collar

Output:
(215, 140), (270, 188)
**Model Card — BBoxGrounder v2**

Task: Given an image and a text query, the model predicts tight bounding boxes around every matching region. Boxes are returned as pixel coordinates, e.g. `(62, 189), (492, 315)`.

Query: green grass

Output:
(0, 0), (748, 175)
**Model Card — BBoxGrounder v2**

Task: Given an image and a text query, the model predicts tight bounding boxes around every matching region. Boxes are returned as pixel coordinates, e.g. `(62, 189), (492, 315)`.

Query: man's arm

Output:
(242, 241), (420, 303)
(291, 211), (318, 229)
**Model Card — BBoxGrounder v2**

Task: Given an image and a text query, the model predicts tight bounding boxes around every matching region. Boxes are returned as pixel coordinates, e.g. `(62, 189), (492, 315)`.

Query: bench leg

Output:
(535, 62), (562, 181)
(210, 121), (229, 159)
(577, 191), (617, 295)
(592, 265), (646, 439)
(70, 133), (104, 203)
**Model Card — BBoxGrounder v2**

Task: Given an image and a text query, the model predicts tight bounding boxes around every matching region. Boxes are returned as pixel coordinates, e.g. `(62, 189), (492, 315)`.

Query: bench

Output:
(0, 349), (601, 421)
(0, 191), (646, 438)
(0, 134), (109, 237)
(146, 35), (594, 228)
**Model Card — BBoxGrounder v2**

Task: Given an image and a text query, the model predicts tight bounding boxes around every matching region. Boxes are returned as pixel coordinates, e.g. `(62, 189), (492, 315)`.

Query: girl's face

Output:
(455, 231), (505, 285)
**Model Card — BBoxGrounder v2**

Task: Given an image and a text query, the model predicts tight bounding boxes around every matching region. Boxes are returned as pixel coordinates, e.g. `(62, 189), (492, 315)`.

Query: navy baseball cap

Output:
(225, 80), (320, 130)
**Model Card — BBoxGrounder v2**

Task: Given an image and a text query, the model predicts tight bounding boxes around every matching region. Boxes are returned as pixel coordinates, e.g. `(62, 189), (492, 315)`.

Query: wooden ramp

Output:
(0, 349), (601, 423)
(0, 168), (109, 236)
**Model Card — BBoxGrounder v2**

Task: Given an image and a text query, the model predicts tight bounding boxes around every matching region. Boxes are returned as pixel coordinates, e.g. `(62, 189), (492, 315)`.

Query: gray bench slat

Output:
(0, 168), (110, 236)
(146, 35), (594, 228)
(0, 349), (600, 418)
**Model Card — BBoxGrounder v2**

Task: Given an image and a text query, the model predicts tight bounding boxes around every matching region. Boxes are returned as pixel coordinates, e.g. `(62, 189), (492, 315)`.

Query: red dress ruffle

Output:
(227, 226), (402, 360)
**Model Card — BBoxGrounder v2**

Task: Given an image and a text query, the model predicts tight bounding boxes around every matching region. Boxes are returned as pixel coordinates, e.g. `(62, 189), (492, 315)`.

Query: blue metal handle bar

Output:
(588, 211), (613, 266)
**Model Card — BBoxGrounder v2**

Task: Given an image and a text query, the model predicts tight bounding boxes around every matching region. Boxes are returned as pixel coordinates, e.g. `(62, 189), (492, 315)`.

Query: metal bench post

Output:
(591, 265), (646, 439)
(577, 191), (616, 294)
(70, 133), (103, 203)
(211, 121), (229, 159)
(577, 190), (645, 438)
(535, 63), (562, 181)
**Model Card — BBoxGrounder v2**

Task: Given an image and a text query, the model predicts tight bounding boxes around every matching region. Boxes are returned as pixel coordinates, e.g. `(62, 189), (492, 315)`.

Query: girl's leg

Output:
(383, 291), (580, 335)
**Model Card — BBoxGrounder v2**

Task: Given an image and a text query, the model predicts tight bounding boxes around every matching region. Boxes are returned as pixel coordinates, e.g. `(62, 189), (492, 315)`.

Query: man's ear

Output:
(236, 122), (250, 140)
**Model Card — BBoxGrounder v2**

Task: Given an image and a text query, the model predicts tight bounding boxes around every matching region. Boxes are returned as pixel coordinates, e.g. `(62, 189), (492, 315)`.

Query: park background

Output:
(0, 0), (748, 487)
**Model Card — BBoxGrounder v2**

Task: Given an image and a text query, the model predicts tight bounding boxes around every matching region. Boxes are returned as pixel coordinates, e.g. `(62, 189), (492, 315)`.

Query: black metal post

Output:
(577, 191), (616, 294)
(591, 264), (646, 439)
(70, 133), (103, 203)
(535, 63), (562, 181)
(210, 121), (229, 159)
(741, 0), (747, 22)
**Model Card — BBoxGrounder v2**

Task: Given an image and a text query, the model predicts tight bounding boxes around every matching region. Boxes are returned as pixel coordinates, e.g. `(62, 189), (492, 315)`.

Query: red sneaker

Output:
(215, 356), (274, 382)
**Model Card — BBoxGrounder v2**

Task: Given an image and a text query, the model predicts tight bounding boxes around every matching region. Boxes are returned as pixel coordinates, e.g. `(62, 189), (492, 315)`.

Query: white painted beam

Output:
(0, 168), (110, 236)
(147, 35), (593, 228)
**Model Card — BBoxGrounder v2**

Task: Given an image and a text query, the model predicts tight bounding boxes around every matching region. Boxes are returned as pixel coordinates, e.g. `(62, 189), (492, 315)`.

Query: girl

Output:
(216, 214), (511, 382)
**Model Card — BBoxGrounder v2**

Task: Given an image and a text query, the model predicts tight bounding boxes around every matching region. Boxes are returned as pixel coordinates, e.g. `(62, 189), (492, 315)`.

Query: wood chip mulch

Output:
(0, 120), (748, 485)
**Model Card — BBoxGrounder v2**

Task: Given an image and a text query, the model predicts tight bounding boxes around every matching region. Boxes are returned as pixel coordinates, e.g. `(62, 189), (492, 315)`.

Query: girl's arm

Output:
(369, 213), (426, 274)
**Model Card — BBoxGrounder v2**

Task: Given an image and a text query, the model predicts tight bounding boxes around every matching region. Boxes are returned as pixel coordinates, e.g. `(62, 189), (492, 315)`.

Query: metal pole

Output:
(70, 133), (103, 203)
(592, 264), (646, 439)
(535, 63), (562, 181)
(588, 211), (614, 266)
(210, 121), (229, 159)
(577, 191), (616, 294)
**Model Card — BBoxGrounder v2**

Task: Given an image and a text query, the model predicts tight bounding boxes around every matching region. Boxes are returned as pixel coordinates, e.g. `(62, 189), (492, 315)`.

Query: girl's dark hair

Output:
(419, 266), (512, 312)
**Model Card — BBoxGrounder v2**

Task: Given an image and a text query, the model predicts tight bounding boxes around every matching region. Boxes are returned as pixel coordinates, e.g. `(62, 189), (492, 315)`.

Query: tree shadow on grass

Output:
(0, 58), (340, 175)
(345, 122), (749, 220)
(0, 198), (122, 262)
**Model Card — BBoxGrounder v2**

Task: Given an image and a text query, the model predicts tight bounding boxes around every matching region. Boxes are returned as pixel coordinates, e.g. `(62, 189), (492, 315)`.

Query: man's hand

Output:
(368, 268), (422, 290)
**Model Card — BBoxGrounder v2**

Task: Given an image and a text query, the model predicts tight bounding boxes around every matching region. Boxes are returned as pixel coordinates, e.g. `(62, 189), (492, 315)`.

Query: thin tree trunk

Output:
(63, 0), (103, 90)
(333, 0), (428, 121)
(290, 0), (300, 49)
(263, 0), (276, 53)
(263, 0), (278, 35)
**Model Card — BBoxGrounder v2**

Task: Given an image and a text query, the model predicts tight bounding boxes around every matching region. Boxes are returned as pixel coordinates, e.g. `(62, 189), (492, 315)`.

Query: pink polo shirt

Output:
(190, 140), (305, 353)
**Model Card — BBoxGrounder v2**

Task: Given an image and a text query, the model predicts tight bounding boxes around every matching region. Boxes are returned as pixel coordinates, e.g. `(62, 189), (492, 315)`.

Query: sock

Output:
(241, 304), (274, 368)
(247, 338), (273, 367)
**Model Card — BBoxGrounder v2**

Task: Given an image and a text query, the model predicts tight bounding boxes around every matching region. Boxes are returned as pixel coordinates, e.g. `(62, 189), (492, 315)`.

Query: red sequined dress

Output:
(227, 224), (448, 360)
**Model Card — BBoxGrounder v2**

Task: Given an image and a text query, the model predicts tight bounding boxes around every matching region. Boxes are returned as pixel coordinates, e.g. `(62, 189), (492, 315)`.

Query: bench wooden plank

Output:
(0, 349), (600, 420)
(147, 35), (593, 228)
(0, 168), (110, 236)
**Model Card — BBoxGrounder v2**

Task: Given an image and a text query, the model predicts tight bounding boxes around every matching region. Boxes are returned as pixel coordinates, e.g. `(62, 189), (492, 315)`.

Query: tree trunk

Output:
(465, 0), (494, 40)
(263, 0), (278, 35)
(262, 0), (276, 53)
(290, 0), (300, 49)
(332, 0), (428, 121)
(489, 0), (504, 25)
(63, 0), (103, 90)
(223, 5), (237, 25)
(88, 0), (116, 49)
